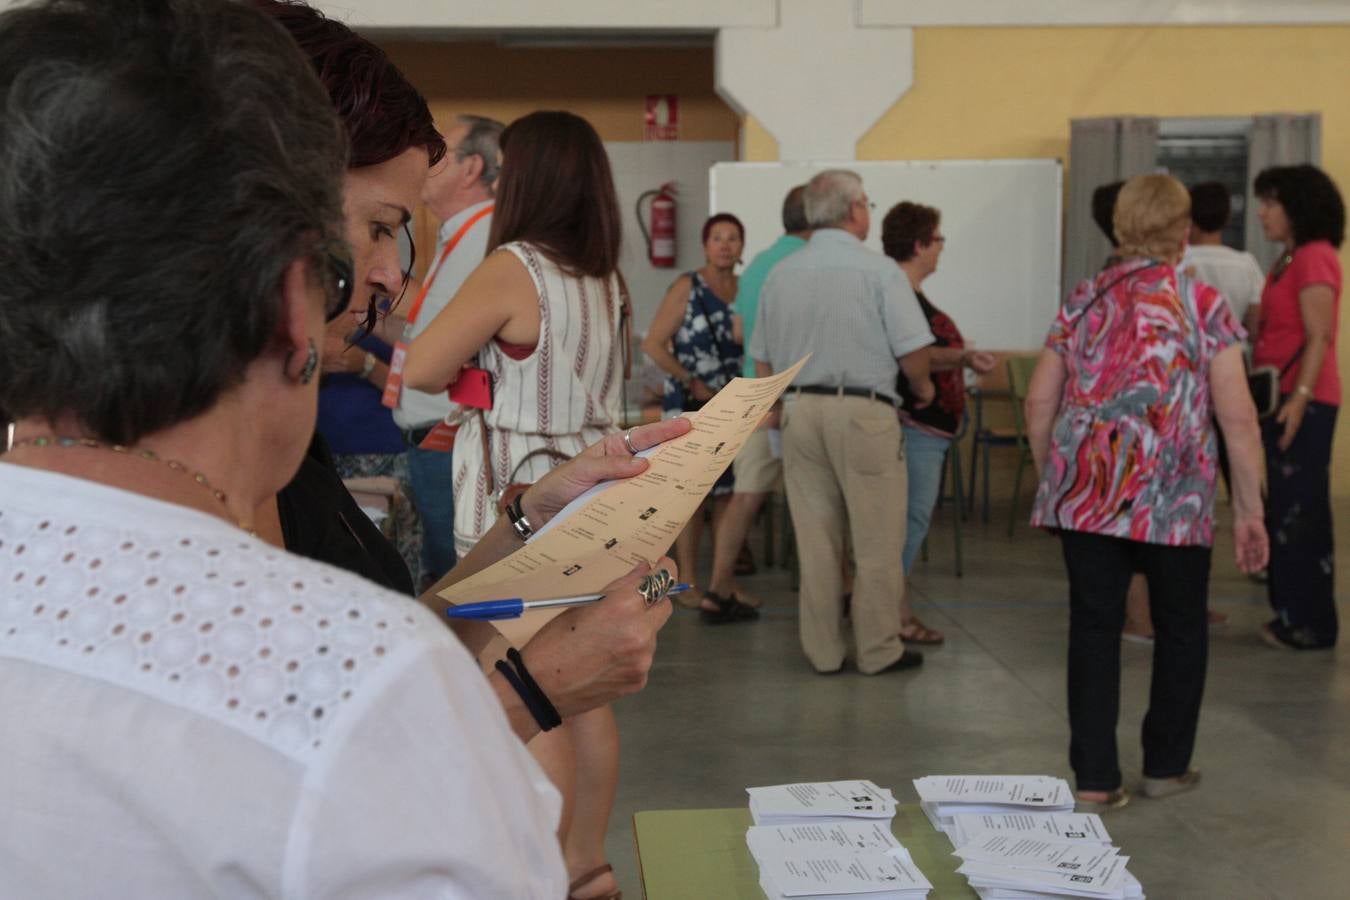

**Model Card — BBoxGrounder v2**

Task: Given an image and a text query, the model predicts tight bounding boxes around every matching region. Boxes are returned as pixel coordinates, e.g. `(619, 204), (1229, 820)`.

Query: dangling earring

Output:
(299, 339), (318, 385)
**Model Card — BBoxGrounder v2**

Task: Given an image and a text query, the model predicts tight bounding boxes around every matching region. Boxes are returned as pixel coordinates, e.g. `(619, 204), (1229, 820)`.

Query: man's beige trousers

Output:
(781, 394), (908, 674)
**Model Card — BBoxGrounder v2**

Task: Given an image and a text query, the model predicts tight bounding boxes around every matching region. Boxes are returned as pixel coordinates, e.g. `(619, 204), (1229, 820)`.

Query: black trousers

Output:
(1060, 531), (1211, 792)
(1261, 399), (1338, 646)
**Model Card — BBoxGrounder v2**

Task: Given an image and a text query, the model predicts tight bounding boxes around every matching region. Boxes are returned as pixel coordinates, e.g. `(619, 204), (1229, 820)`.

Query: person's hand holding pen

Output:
(429, 417), (695, 743)
(514, 558), (678, 720)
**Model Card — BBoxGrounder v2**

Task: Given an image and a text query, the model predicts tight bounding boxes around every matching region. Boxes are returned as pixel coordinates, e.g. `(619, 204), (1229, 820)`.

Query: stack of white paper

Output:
(748, 780), (898, 827)
(946, 813), (1143, 898)
(746, 822), (933, 900)
(911, 776), (1074, 835)
(946, 813), (1112, 850)
(957, 846), (1144, 899)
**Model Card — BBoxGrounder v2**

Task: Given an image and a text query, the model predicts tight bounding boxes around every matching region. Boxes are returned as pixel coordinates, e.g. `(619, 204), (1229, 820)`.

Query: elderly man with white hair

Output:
(749, 169), (935, 675)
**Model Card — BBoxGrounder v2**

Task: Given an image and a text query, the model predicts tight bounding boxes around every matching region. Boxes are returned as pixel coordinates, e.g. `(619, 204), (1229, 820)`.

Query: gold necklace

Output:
(8, 435), (256, 535)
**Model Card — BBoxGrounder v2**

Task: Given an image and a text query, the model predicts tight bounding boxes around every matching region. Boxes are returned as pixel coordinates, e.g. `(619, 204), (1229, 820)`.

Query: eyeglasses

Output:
(855, 198), (876, 211)
(322, 242), (355, 323)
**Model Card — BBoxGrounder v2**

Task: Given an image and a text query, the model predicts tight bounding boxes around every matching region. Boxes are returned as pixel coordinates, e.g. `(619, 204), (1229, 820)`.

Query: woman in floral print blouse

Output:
(1024, 174), (1268, 810)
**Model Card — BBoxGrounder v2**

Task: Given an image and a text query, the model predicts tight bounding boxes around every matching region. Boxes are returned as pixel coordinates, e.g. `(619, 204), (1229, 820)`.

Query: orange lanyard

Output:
(405, 203), (494, 327)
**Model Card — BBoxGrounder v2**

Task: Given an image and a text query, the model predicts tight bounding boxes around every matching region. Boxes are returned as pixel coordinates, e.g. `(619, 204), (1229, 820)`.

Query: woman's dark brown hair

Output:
(488, 111), (621, 278)
(881, 201), (940, 262)
(1255, 164), (1346, 249)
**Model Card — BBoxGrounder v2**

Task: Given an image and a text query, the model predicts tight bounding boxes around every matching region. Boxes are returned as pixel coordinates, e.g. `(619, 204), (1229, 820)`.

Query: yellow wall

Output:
(747, 24), (1350, 493)
(379, 41), (739, 275)
(381, 41), (738, 143)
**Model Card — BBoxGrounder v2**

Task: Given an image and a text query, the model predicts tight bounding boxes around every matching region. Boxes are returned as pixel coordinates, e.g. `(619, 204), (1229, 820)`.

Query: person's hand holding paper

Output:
(441, 358), (809, 628)
(519, 417), (694, 527)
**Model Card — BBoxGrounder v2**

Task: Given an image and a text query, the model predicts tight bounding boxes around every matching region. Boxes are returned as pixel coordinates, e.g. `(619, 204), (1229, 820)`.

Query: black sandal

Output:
(700, 590), (760, 625)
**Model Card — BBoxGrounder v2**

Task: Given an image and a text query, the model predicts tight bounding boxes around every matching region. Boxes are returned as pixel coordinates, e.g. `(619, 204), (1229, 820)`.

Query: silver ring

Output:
(638, 569), (674, 607)
(622, 427), (639, 456)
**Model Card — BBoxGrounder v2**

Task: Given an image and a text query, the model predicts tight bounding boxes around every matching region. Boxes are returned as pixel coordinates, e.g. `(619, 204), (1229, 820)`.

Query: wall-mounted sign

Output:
(645, 95), (679, 141)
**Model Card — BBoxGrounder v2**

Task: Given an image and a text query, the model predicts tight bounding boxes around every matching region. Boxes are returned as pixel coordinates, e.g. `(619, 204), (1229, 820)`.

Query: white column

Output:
(715, 0), (913, 161)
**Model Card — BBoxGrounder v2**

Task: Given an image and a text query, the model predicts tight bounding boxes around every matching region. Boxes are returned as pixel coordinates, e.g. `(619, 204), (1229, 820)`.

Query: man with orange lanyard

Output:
(386, 115), (502, 589)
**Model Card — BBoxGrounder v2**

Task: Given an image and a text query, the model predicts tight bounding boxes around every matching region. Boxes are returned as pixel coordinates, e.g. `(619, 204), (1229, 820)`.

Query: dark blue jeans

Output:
(1060, 531), (1211, 792)
(1262, 399), (1338, 647)
(405, 443), (457, 588)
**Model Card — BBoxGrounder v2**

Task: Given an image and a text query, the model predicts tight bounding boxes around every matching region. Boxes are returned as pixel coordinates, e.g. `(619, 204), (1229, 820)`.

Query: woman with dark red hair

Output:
(642, 213), (756, 624)
(256, 12), (683, 900)
(254, 0), (447, 592)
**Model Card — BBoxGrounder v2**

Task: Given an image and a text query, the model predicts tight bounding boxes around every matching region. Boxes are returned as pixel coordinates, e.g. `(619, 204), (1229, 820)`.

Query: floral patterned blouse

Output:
(661, 271), (744, 413)
(1029, 260), (1245, 547)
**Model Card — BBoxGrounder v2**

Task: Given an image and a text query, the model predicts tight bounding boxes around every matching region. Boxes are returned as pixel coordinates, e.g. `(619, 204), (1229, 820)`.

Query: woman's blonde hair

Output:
(1113, 173), (1191, 261)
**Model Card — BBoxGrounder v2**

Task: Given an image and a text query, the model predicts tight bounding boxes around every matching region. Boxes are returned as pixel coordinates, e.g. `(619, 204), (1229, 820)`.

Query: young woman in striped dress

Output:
(405, 111), (626, 561)
(402, 110), (629, 900)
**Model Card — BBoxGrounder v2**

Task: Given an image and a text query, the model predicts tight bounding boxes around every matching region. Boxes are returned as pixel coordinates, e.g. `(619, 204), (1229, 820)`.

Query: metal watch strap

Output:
(506, 492), (534, 541)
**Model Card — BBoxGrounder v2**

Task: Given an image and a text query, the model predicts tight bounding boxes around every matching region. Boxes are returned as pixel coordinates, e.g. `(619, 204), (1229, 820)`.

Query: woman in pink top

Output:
(1251, 164), (1345, 651)
(1025, 175), (1267, 809)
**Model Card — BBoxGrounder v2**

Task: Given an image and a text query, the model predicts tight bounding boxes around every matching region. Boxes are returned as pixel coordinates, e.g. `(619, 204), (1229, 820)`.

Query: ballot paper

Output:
(757, 849), (932, 899)
(947, 814), (1111, 850)
(914, 776), (1073, 810)
(436, 357), (808, 642)
(748, 780), (897, 826)
(957, 856), (1133, 900)
(913, 776), (1073, 833)
(747, 822), (904, 858)
(954, 834), (1118, 876)
(969, 870), (1144, 900)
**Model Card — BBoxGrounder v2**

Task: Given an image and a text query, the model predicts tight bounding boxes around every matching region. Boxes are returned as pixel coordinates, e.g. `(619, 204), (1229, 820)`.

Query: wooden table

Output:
(632, 806), (979, 899)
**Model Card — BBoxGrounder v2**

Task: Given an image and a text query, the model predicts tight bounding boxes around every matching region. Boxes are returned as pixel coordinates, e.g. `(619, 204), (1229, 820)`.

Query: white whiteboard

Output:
(710, 160), (1063, 351)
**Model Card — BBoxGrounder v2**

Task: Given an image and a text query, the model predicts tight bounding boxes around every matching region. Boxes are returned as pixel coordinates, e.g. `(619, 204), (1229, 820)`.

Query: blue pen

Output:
(447, 584), (692, 621)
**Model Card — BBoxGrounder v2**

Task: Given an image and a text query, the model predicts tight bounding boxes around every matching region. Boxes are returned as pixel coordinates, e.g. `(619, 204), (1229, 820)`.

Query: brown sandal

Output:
(569, 863), (622, 900)
(1075, 787), (1130, 812)
(899, 616), (945, 645)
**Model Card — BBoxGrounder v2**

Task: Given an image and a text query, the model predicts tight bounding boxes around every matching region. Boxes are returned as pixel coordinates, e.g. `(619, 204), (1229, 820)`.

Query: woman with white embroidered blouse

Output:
(0, 1), (683, 896)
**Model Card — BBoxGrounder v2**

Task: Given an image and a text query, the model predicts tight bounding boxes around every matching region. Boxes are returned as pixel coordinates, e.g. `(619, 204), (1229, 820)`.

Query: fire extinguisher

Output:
(637, 182), (677, 268)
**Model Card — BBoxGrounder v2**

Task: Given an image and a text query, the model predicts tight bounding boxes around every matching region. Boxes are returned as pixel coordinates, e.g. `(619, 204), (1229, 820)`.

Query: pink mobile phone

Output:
(447, 366), (494, 410)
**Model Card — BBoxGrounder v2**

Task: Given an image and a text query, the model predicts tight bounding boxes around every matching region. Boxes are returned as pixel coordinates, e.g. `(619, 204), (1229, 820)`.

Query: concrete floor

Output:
(604, 498), (1350, 899)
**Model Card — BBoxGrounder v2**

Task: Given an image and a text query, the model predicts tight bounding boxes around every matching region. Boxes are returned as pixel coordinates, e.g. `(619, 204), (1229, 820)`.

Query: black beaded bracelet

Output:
(506, 647), (560, 726)
(496, 648), (562, 732)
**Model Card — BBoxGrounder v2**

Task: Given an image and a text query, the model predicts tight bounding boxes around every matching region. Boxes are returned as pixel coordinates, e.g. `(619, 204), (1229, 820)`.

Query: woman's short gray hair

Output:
(0, 0), (347, 444)
(804, 169), (865, 228)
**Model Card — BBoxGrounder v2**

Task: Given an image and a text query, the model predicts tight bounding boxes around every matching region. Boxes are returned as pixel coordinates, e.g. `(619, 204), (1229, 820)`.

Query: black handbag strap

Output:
(1278, 344), (1306, 378)
(1072, 261), (1162, 330)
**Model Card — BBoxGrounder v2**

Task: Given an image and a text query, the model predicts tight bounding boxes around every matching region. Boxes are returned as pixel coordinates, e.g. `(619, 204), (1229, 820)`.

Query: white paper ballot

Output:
(759, 849), (932, 898)
(948, 813), (1112, 850)
(915, 776), (1074, 835)
(958, 855), (1130, 898)
(954, 834), (1118, 875)
(968, 869), (1144, 900)
(913, 776), (1073, 809)
(749, 781), (897, 825)
(747, 822), (903, 857)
